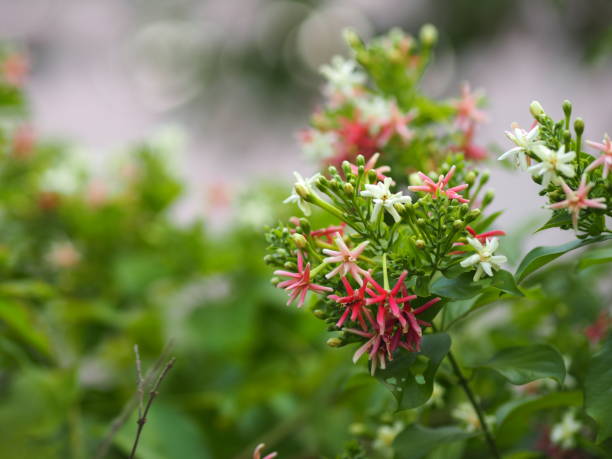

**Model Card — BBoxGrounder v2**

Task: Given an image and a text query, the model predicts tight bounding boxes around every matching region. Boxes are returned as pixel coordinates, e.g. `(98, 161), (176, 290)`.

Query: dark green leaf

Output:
(585, 338), (612, 443)
(430, 273), (483, 300)
(441, 289), (500, 329)
(577, 248), (612, 270)
(535, 212), (572, 232)
(515, 235), (612, 283)
(375, 333), (451, 410)
(472, 210), (503, 233)
(393, 424), (477, 459)
(471, 344), (565, 385)
(490, 270), (523, 297)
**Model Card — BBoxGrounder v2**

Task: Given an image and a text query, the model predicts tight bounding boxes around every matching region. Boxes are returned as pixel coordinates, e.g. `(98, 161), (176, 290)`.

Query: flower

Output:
(585, 311), (610, 345)
(345, 326), (394, 375)
(356, 97), (414, 145)
(528, 145), (575, 187)
(283, 172), (321, 216)
(408, 166), (469, 203)
(2, 53), (28, 87)
(454, 82), (487, 130)
(586, 133), (612, 178)
(365, 271), (416, 332)
(253, 443), (278, 459)
(349, 152), (391, 182)
(47, 242), (81, 269)
(320, 55), (366, 98)
(450, 226), (506, 255)
(452, 402), (495, 433)
(300, 129), (338, 161)
(361, 177), (411, 222)
(328, 276), (374, 329)
(548, 177), (606, 230)
(499, 122), (542, 170)
(310, 223), (346, 243)
(372, 421), (404, 458)
(337, 119), (380, 162)
(550, 411), (582, 450)
(460, 237), (507, 281)
(323, 234), (370, 284)
(378, 104), (414, 145)
(274, 250), (332, 308)
(11, 124), (36, 159)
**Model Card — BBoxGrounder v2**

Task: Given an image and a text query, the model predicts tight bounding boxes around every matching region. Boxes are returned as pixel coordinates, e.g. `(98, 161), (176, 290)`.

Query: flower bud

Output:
(299, 218), (311, 233)
(409, 172), (423, 186)
(292, 233), (307, 249)
(479, 170), (490, 186)
(466, 208), (481, 222)
(416, 218), (425, 226)
(367, 169), (378, 182)
(420, 24), (438, 47)
(275, 248), (288, 257)
(270, 277), (280, 285)
(483, 189), (495, 207)
(326, 337), (343, 347)
(284, 261), (296, 269)
(453, 219), (464, 230)
(328, 165), (339, 177)
(263, 255), (274, 264)
(415, 239), (426, 249)
(460, 203), (470, 214)
(356, 154), (365, 167)
(342, 160), (352, 177)
(394, 202), (405, 214)
(574, 118), (584, 136)
(344, 182), (354, 195)
(313, 309), (326, 319)
(316, 175), (329, 190)
(529, 100), (545, 118)
(343, 28), (360, 48)
(465, 171), (476, 186)
(295, 183), (310, 200)
(562, 99), (572, 118)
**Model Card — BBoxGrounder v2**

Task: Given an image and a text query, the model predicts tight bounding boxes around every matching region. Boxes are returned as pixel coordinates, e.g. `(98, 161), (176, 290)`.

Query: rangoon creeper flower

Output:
(408, 166), (469, 203)
(528, 145), (575, 187)
(310, 223), (346, 243)
(586, 133), (612, 178)
(548, 177), (606, 230)
(300, 129), (338, 160)
(361, 177), (411, 222)
(349, 153), (391, 182)
(550, 411), (582, 450)
(283, 172), (321, 216)
(323, 234), (370, 284)
(460, 237), (507, 281)
(253, 443), (277, 459)
(320, 55), (366, 98)
(356, 96), (394, 135)
(454, 82), (487, 131)
(274, 250), (332, 308)
(328, 276), (374, 330)
(499, 122), (541, 170)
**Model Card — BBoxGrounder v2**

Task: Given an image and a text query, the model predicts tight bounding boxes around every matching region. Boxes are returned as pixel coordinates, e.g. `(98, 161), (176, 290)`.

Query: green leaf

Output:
(0, 300), (51, 357)
(535, 212), (572, 232)
(393, 424), (477, 459)
(441, 289), (500, 329)
(515, 235), (612, 283)
(585, 338), (612, 443)
(471, 344), (565, 385)
(490, 270), (523, 297)
(430, 273), (482, 300)
(472, 210), (503, 233)
(577, 247), (612, 270)
(375, 333), (451, 410)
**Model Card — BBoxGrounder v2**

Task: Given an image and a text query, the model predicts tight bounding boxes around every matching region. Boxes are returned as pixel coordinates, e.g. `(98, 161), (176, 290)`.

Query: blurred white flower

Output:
(551, 411), (582, 450)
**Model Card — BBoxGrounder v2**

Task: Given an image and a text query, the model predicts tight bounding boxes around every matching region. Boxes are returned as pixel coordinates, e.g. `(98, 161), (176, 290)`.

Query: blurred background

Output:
(0, 0), (611, 458)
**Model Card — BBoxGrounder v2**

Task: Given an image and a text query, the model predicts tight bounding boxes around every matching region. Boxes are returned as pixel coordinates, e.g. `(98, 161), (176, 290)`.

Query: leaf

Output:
(0, 300), (51, 357)
(535, 212), (572, 232)
(393, 424), (477, 459)
(471, 344), (565, 385)
(577, 247), (612, 270)
(515, 235), (612, 283)
(441, 289), (500, 329)
(472, 210), (503, 234)
(585, 338), (612, 443)
(430, 273), (482, 300)
(375, 333), (451, 410)
(490, 270), (523, 297)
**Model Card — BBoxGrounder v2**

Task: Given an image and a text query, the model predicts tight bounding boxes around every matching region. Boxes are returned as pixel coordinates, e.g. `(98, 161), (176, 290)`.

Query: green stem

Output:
(382, 253), (390, 290)
(310, 261), (328, 278)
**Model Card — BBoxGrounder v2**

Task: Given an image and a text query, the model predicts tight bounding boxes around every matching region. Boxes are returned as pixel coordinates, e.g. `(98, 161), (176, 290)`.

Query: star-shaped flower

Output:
(548, 177), (606, 230)
(328, 276), (375, 329)
(365, 271), (417, 333)
(586, 133), (612, 178)
(253, 443), (278, 459)
(460, 237), (507, 281)
(274, 250), (332, 308)
(283, 172), (321, 216)
(408, 166), (469, 203)
(499, 122), (542, 170)
(361, 177), (411, 222)
(528, 145), (575, 187)
(320, 55), (366, 98)
(323, 234), (370, 284)
(454, 82), (487, 130)
(300, 129), (338, 160)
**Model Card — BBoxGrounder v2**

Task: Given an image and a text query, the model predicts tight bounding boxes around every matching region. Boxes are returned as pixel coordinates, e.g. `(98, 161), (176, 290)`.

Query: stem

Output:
(382, 253), (390, 290)
(446, 350), (500, 458)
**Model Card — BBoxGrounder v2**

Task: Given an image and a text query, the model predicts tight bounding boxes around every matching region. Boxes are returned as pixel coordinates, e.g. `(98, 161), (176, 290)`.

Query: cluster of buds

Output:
(299, 26), (488, 185)
(500, 100), (610, 235)
(265, 155), (506, 374)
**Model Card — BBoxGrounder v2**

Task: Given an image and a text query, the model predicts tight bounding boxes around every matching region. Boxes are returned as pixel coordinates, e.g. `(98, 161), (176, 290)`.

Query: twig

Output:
(94, 341), (174, 459)
(129, 356), (176, 459)
(134, 344), (145, 419)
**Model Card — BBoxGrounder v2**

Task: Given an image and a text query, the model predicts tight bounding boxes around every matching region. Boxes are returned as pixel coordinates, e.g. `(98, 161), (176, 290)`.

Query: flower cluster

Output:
(265, 154), (506, 374)
(298, 26), (488, 186)
(500, 100), (610, 234)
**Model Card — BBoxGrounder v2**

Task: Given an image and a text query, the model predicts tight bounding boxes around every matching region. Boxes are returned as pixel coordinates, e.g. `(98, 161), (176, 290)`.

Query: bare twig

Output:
(134, 344), (145, 419)
(128, 356), (176, 459)
(94, 341), (174, 459)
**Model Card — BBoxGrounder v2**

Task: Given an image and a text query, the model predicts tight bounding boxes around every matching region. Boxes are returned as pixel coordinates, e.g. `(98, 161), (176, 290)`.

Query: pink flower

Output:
(408, 166), (469, 203)
(310, 223), (346, 243)
(328, 276), (375, 330)
(323, 234), (370, 284)
(2, 53), (28, 87)
(450, 226), (506, 255)
(548, 177), (606, 230)
(586, 134), (612, 178)
(274, 250), (332, 308)
(378, 104), (414, 145)
(349, 152), (391, 182)
(336, 119), (380, 164)
(345, 326), (395, 375)
(11, 124), (35, 159)
(253, 443), (278, 459)
(365, 272), (417, 333)
(585, 312), (610, 345)
(454, 82), (487, 131)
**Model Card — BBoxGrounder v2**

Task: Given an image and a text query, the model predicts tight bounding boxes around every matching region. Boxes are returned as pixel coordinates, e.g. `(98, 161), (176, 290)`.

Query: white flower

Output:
(319, 56), (366, 98)
(301, 130), (338, 160)
(283, 172), (321, 216)
(499, 123), (542, 170)
(356, 96), (393, 134)
(360, 177), (411, 222)
(528, 145), (575, 187)
(452, 402), (496, 433)
(550, 411), (582, 450)
(372, 421), (404, 458)
(460, 237), (507, 281)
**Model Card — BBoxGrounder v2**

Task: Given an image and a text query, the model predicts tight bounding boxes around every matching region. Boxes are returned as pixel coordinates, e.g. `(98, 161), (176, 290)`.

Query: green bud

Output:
(460, 203), (470, 214)
(574, 118), (584, 136)
(415, 239), (426, 249)
(299, 218), (311, 233)
(330, 180), (341, 191)
(483, 189), (495, 206)
(529, 100), (545, 118)
(263, 255), (273, 264)
(466, 208), (481, 222)
(316, 176), (329, 191)
(343, 28), (360, 48)
(562, 99), (572, 118)
(275, 248), (288, 257)
(394, 202), (405, 214)
(453, 219), (464, 230)
(349, 423), (367, 436)
(356, 154), (365, 167)
(342, 160), (352, 177)
(313, 309), (326, 319)
(284, 261), (296, 270)
(270, 277), (280, 285)
(295, 183), (310, 200)
(416, 218), (425, 226)
(367, 169), (378, 182)
(479, 170), (490, 186)
(465, 171), (476, 186)
(409, 172), (423, 186)
(344, 182), (355, 195)
(419, 23), (438, 47)
(292, 233), (307, 249)
(326, 337), (343, 347)
(328, 165), (339, 177)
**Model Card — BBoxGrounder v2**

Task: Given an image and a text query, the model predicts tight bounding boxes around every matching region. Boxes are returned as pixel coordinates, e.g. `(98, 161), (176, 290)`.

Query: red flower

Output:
(365, 271), (417, 333)
(310, 223), (346, 243)
(408, 166), (469, 203)
(585, 311), (610, 345)
(328, 276), (375, 330)
(274, 251), (332, 308)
